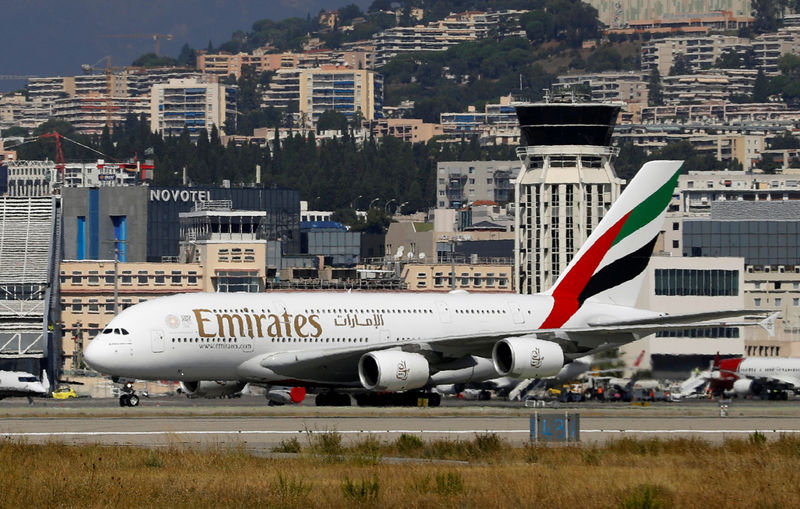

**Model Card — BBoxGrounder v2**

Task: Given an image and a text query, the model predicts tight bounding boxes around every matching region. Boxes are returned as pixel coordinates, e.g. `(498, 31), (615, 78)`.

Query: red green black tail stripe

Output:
(540, 167), (681, 329)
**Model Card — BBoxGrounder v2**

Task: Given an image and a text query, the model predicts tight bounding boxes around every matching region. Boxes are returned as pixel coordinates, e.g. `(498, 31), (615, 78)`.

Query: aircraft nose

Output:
(84, 337), (112, 373)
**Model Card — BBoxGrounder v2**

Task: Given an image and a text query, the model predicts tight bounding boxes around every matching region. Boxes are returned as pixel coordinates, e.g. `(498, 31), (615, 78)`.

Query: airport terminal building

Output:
(61, 186), (301, 263)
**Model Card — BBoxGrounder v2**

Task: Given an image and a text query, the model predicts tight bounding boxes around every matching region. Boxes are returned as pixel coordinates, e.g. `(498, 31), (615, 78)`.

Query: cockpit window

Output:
(113, 328), (121, 334)
(102, 328), (113, 334)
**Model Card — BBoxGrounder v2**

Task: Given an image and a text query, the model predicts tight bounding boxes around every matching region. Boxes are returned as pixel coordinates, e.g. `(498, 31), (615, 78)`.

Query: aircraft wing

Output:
(253, 310), (772, 382)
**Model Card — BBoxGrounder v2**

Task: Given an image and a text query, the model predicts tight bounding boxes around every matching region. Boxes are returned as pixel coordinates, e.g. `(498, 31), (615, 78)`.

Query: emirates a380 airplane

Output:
(85, 161), (769, 407)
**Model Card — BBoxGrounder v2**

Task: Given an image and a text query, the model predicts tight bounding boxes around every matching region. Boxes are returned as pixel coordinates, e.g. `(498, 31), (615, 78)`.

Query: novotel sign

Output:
(150, 189), (212, 203)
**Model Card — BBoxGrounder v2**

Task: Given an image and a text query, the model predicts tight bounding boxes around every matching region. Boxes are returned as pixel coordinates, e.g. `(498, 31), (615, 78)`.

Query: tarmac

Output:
(2, 396), (800, 451)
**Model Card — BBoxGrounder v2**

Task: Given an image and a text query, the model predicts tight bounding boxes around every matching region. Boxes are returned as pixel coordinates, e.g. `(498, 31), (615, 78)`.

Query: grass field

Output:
(3, 431), (800, 508)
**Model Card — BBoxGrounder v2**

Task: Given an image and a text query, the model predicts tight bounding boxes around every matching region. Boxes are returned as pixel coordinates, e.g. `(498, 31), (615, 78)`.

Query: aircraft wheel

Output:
(428, 393), (441, 407)
(128, 394), (140, 407)
(334, 393), (351, 406)
(119, 394), (130, 407)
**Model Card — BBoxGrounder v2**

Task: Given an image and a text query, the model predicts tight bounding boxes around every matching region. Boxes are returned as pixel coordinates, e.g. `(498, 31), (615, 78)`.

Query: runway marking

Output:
(3, 429), (800, 438)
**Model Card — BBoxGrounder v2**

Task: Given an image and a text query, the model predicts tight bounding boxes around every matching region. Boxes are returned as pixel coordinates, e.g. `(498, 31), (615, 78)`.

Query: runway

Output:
(3, 397), (800, 450)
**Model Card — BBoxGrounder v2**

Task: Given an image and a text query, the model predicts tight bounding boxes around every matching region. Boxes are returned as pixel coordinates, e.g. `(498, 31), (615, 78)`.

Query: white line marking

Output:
(2, 429), (800, 438)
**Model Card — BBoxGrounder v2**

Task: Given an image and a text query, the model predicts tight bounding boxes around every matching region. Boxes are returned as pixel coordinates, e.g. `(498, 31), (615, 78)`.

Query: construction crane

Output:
(99, 33), (174, 56)
(79, 56), (125, 132)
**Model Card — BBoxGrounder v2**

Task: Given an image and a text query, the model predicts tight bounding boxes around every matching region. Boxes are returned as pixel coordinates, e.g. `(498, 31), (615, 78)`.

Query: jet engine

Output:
(179, 380), (246, 398)
(358, 350), (429, 392)
(732, 378), (755, 396)
(492, 338), (564, 378)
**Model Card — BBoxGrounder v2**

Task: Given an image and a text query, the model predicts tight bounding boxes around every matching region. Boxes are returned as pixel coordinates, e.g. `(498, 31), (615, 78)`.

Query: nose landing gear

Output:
(117, 380), (141, 407)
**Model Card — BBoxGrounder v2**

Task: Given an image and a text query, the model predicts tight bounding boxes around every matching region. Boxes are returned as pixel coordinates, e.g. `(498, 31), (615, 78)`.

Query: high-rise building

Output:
(264, 66), (382, 128)
(513, 95), (623, 294)
(149, 78), (237, 139)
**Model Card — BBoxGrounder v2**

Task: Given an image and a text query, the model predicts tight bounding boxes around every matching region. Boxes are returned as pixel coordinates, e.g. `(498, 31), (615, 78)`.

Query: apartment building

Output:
(642, 29), (800, 76)
(197, 50), (375, 78)
(149, 77), (237, 139)
(264, 66), (382, 127)
(51, 95), (150, 136)
(587, 0), (751, 29)
(436, 160), (521, 209)
(662, 69), (757, 105)
(370, 10), (515, 66)
(641, 34), (749, 75)
(556, 71), (649, 105)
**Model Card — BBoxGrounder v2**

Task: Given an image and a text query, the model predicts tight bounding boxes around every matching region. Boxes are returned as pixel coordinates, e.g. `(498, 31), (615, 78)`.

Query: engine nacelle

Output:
(359, 350), (429, 392)
(732, 378), (755, 396)
(179, 380), (245, 398)
(492, 338), (564, 378)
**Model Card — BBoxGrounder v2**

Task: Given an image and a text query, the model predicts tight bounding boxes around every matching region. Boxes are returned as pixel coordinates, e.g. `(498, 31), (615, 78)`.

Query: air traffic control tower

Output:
(514, 93), (623, 294)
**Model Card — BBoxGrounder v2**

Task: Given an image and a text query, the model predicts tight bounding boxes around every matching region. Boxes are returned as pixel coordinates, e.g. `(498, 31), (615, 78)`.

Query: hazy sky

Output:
(0, 0), (371, 91)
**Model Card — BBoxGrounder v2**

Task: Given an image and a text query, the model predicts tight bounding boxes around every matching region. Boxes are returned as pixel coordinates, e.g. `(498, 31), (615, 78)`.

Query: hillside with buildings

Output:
(6, 0), (800, 387)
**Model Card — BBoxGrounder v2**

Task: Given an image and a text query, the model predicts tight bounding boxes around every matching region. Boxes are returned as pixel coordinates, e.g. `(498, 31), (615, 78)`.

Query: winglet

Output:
(760, 312), (780, 337)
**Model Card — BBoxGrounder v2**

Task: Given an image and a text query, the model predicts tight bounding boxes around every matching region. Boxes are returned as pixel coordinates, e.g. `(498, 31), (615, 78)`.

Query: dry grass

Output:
(3, 433), (800, 508)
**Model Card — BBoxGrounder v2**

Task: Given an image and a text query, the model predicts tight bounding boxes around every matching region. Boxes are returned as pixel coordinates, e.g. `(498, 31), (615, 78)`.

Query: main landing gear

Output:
(314, 391), (352, 406)
(354, 391), (441, 407)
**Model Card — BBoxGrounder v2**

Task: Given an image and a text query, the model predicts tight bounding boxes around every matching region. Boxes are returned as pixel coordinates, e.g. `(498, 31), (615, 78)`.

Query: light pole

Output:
(369, 197), (380, 209)
(351, 194), (363, 210)
(384, 198), (397, 213)
(397, 201), (408, 215)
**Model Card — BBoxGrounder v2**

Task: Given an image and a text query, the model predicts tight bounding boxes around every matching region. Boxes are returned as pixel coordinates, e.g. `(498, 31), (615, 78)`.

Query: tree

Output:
(669, 53), (692, 75)
(131, 53), (180, 67)
(753, 69), (770, 102)
(316, 110), (349, 133)
(1, 126), (28, 137)
(647, 68), (664, 106)
(770, 132), (800, 149)
(177, 44), (196, 67)
(752, 0), (787, 33)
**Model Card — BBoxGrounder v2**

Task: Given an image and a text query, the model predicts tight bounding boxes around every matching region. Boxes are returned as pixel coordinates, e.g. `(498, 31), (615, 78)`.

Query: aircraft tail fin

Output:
(541, 160), (683, 327)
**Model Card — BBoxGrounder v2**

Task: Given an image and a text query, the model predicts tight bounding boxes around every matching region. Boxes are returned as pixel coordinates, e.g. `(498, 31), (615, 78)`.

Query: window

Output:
(138, 271), (148, 285)
(87, 271), (99, 285)
(794, 298), (799, 306)
(755, 298), (762, 307)
(171, 271), (182, 284)
(104, 271), (115, 285)
(654, 269), (739, 296)
(71, 272), (82, 284)
(672, 240), (679, 249)
(88, 299), (100, 314)
(461, 272), (470, 286)
(214, 270), (261, 293)
(775, 298), (782, 306)
(188, 271), (198, 285)
(121, 271), (132, 285)
(486, 273), (496, 287)
(473, 273), (482, 287)
(154, 271), (165, 285)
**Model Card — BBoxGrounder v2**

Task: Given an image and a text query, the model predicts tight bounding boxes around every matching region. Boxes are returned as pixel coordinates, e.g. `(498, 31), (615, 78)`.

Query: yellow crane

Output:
(99, 33), (174, 56)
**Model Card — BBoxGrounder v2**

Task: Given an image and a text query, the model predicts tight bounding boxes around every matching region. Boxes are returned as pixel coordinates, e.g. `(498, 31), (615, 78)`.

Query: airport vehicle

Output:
(0, 370), (48, 403)
(52, 386), (78, 399)
(712, 356), (800, 400)
(84, 161), (771, 407)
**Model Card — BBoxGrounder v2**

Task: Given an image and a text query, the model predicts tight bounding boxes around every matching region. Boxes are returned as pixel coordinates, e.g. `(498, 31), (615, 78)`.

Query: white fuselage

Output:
(737, 357), (800, 388)
(85, 291), (657, 385)
(0, 371), (47, 398)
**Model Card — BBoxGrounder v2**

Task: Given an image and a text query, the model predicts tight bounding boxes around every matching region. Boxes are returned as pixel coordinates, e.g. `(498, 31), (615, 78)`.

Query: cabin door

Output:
(151, 330), (165, 353)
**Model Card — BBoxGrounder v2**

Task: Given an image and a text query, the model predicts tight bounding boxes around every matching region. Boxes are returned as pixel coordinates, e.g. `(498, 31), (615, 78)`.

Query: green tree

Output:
(316, 110), (349, 133)
(753, 69), (770, 102)
(669, 53), (692, 75)
(770, 132), (800, 149)
(647, 68), (663, 106)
